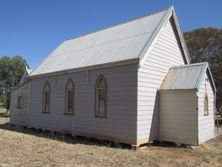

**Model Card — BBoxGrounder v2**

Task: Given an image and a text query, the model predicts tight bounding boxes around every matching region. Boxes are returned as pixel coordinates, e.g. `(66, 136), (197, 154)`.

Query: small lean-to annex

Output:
(10, 6), (216, 146)
(159, 63), (216, 145)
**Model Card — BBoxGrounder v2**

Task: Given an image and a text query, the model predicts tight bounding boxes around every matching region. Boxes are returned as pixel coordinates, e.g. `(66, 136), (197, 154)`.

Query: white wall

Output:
(137, 19), (185, 141)
(198, 73), (215, 144)
(10, 82), (31, 126)
(29, 64), (138, 144)
(159, 90), (198, 145)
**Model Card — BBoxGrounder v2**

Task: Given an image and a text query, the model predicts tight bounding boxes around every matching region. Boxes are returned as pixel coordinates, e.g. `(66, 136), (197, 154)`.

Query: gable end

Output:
(139, 6), (191, 66)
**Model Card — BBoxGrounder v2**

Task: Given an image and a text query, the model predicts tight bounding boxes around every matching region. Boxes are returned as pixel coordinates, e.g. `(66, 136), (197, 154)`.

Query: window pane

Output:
(17, 96), (23, 109)
(44, 92), (47, 111)
(99, 89), (105, 100)
(65, 80), (74, 114)
(204, 81), (209, 116)
(98, 79), (105, 88)
(67, 90), (73, 112)
(97, 89), (105, 115)
(43, 82), (50, 113)
(44, 92), (49, 112)
(204, 93), (209, 116)
(95, 75), (107, 117)
(99, 99), (105, 114)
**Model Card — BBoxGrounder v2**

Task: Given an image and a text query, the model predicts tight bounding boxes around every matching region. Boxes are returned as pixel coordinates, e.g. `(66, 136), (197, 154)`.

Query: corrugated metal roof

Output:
(31, 9), (169, 76)
(160, 63), (209, 90)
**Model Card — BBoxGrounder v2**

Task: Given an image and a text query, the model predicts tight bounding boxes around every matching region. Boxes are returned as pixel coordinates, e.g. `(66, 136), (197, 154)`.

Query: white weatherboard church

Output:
(10, 6), (216, 146)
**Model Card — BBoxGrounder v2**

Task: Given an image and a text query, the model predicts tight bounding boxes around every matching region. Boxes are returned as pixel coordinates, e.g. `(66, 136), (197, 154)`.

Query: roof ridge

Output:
(65, 7), (169, 42)
(30, 6), (173, 76)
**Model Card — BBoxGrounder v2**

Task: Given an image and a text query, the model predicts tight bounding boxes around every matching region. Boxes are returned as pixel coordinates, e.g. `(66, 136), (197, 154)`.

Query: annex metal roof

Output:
(160, 62), (216, 92)
(30, 7), (176, 76)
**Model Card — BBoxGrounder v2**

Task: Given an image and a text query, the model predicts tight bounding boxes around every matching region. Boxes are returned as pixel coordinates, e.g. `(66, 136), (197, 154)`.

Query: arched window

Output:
(204, 79), (209, 116)
(42, 81), (50, 113)
(204, 93), (209, 116)
(17, 95), (23, 109)
(65, 79), (74, 114)
(95, 75), (107, 118)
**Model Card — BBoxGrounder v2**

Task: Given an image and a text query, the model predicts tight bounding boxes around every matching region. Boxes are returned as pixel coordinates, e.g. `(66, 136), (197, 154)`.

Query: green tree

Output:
(0, 55), (27, 111)
(184, 28), (222, 112)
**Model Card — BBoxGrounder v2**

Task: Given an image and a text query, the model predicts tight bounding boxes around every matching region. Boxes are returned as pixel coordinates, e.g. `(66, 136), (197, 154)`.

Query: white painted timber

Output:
(198, 73), (215, 144)
(137, 19), (185, 141)
(10, 82), (31, 126)
(29, 64), (138, 143)
(159, 90), (198, 145)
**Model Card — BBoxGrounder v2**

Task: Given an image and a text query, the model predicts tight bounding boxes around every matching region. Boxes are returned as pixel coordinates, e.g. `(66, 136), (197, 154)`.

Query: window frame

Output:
(64, 79), (74, 115)
(42, 81), (51, 113)
(95, 74), (108, 118)
(204, 79), (209, 116)
(17, 95), (23, 109)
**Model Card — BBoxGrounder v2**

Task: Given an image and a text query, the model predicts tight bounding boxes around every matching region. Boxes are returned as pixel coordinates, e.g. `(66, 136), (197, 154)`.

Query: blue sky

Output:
(0, 0), (221, 69)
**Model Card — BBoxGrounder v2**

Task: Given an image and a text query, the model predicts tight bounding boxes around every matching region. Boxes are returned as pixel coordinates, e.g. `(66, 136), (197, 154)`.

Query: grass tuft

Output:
(0, 117), (222, 166)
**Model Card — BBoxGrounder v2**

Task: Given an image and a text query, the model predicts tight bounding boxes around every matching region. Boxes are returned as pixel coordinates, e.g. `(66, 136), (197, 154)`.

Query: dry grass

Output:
(0, 107), (7, 113)
(0, 117), (222, 167)
(0, 107), (9, 117)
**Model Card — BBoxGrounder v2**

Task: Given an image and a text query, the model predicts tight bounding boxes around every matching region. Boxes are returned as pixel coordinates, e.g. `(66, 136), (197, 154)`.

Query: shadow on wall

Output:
(0, 118), (131, 149)
(149, 91), (159, 142)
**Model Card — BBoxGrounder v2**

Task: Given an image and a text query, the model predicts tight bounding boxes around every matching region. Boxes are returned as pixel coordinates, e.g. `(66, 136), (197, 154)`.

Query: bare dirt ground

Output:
(0, 117), (222, 167)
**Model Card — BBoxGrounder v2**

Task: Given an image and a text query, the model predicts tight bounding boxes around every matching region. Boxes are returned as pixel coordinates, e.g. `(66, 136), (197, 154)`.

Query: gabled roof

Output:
(26, 68), (33, 75)
(19, 67), (33, 85)
(31, 6), (190, 77)
(160, 62), (216, 92)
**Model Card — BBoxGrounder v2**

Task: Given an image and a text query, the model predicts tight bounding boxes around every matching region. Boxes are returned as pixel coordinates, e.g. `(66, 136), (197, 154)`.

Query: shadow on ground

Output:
(0, 117), (132, 149)
(3, 117), (220, 150)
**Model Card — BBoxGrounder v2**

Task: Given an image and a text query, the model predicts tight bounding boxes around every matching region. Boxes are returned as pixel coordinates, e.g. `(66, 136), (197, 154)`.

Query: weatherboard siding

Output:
(198, 73), (215, 144)
(29, 64), (137, 143)
(137, 19), (185, 141)
(159, 91), (198, 145)
(10, 82), (31, 126)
